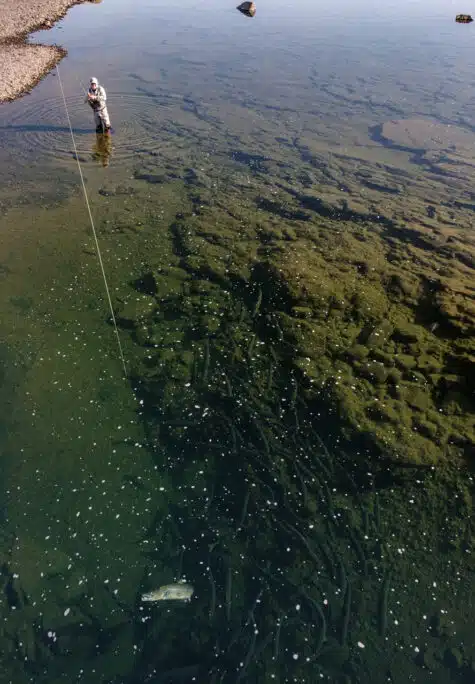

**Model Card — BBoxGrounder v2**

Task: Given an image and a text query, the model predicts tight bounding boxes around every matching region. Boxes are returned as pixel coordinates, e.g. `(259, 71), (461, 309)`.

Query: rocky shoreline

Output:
(0, 0), (93, 103)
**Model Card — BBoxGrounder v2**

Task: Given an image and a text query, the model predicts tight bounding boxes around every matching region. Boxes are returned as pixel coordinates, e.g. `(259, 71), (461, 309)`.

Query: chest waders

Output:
(88, 88), (111, 132)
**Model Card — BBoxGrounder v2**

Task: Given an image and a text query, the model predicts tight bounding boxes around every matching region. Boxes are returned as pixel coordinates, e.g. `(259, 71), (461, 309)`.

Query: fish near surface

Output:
(141, 583), (194, 602)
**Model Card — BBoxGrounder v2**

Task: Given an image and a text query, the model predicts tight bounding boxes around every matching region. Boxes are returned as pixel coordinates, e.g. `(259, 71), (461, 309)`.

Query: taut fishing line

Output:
(56, 64), (127, 378)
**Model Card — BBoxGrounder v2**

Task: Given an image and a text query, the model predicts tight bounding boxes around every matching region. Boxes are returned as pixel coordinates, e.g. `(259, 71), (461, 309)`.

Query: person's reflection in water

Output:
(92, 132), (112, 167)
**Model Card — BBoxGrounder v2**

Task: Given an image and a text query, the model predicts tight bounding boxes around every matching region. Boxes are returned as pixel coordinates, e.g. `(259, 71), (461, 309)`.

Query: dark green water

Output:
(0, 1), (474, 682)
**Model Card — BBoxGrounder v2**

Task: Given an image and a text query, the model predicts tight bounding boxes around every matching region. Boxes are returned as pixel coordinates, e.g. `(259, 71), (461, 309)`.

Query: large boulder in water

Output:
(377, 118), (475, 156)
(237, 2), (256, 17)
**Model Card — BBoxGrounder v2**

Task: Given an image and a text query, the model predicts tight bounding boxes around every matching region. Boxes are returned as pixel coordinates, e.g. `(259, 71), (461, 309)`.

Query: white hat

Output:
(90, 77), (98, 84)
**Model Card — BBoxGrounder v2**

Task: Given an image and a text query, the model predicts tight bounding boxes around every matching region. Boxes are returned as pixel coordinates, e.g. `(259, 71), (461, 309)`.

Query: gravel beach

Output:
(0, 0), (91, 103)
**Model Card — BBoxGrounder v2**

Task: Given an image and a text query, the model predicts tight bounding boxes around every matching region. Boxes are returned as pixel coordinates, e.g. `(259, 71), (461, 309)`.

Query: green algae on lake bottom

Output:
(0, 164), (473, 682)
(117, 141), (475, 470)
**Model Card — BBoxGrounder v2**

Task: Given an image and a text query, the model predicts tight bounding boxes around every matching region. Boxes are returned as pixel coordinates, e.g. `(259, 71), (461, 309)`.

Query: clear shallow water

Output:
(0, 1), (474, 683)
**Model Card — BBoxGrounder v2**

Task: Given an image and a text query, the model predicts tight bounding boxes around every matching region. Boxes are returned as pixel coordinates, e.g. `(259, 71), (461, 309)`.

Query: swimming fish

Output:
(141, 583), (194, 602)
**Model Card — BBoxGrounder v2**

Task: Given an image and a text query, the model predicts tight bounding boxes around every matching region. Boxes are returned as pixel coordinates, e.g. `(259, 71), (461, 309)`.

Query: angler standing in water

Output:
(86, 77), (111, 133)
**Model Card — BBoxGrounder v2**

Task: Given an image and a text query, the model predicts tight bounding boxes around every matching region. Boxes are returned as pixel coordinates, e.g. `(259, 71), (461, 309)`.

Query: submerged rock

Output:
(115, 297), (155, 328)
(237, 2), (256, 17)
(378, 118), (475, 154)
